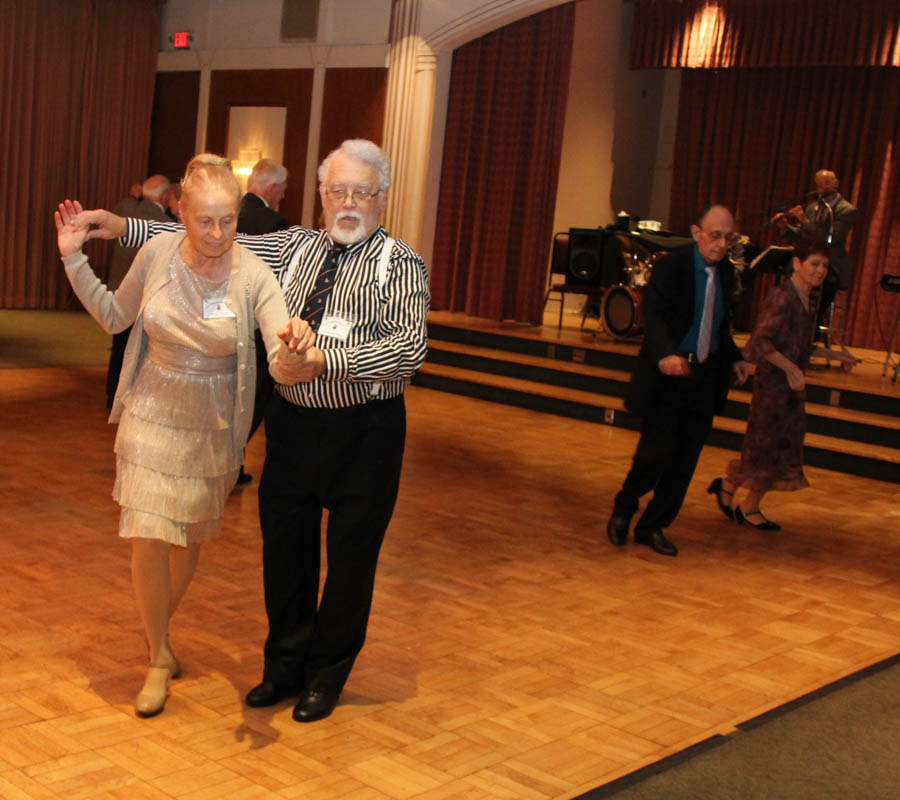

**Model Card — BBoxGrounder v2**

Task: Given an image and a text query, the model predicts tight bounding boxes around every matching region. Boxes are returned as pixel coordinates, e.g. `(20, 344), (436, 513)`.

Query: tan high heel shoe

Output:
(144, 645), (182, 679)
(135, 662), (176, 717)
(158, 649), (182, 679)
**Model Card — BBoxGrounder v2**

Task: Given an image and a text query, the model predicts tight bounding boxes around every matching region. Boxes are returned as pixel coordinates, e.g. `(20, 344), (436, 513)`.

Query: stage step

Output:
(426, 321), (900, 420)
(417, 325), (900, 484)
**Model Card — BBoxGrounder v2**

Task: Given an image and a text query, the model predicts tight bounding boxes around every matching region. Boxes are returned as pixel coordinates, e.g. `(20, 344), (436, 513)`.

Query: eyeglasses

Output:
(323, 185), (381, 203)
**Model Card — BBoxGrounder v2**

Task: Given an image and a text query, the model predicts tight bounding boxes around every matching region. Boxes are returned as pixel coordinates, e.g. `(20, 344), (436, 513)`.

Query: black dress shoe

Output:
(236, 467), (253, 485)
(735, 506), (780, 531)
(292, 689), (339, 723)
(245, 680), (299, 708)
(634, 528), (678, 556)
(707, 477), (734, 520)
(607, 509), (633, 546)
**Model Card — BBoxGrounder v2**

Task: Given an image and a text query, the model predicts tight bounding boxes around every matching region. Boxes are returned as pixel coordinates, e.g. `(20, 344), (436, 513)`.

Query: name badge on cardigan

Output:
(202, 298), (236, 319)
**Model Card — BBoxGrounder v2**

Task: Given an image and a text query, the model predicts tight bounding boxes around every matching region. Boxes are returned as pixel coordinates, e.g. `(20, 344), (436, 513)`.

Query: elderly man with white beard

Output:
(244, 139), (430, 722)
(74, 140), (430, 722)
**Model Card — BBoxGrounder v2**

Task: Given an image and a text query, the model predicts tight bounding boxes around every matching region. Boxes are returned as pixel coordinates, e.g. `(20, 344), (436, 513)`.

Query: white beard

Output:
(330, 212), (367, 245)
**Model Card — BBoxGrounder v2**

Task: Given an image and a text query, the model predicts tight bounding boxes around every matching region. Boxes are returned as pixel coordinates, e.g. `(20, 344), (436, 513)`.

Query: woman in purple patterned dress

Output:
(707, 238), (831, 530)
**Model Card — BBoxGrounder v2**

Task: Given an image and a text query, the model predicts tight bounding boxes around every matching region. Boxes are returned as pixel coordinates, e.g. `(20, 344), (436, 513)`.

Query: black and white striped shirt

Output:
(123, 219), (430, 408)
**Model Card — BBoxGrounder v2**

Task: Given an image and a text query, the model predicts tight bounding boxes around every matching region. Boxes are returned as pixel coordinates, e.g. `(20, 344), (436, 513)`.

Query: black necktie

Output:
(302, 244), (345, 331)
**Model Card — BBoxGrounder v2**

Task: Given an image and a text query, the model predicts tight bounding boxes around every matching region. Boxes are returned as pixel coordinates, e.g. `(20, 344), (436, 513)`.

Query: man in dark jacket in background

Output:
(235, 159), (291, 483)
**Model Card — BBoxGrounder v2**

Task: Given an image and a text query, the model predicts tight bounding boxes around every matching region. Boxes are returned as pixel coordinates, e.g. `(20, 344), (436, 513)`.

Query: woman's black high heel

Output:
(735, 506), (780, 531)
(707, 477), (734, 520)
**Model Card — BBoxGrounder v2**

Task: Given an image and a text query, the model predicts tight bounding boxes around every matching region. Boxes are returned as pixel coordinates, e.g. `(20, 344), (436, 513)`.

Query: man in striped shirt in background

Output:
(76, 139), (430, 723)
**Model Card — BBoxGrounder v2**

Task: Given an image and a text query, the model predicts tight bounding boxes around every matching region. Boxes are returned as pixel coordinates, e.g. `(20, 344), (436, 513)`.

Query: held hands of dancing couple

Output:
(658, 353), (750, 384)
(55, 199), (316, 380)
(55, 199), (126, 252)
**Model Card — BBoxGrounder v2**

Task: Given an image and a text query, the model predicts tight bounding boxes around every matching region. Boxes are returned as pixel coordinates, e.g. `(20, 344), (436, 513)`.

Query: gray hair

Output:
(247, 158), (288, 192)
(181, 153), (241, 206)
(318, 139), (391, 191)
(142, 174), (171, 202)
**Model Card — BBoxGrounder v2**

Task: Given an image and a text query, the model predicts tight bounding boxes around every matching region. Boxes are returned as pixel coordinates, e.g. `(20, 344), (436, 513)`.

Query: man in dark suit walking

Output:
(607, 204), (749, 556)
(238, 159), (289, 234)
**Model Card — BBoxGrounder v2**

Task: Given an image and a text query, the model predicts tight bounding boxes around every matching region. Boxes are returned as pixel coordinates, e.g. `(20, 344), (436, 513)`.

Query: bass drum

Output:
(601, 284), (645, 339)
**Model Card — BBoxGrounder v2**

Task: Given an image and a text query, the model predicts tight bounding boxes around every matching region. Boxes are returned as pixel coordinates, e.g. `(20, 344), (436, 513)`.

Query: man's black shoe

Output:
(607, 510), (633, 546)
(245, 680), (300, 708)
(292, 689), (339, 723)
(634, 528), (678, 557)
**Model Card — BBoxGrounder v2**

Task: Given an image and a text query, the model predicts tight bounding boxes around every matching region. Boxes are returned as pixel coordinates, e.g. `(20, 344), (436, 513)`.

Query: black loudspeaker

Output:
(567, 228), (607, 285)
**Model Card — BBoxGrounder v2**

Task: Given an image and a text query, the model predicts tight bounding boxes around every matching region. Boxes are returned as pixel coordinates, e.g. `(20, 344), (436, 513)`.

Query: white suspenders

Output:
(280, 236), (312, 291)
(376, 236), (395, 289)
(370, 237), (395, 397)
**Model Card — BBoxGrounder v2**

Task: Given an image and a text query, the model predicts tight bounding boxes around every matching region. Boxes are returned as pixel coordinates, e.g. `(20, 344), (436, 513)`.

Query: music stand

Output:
(749, 245), (794, 280)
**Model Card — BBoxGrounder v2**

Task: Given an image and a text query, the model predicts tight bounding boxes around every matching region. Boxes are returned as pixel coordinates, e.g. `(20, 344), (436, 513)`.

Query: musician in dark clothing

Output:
(773, 169), (858, 338)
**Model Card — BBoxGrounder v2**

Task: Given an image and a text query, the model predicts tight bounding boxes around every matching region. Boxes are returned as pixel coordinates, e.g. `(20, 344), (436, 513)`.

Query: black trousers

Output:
(615, 361), (719, 532)
(257, 393), (406, 694)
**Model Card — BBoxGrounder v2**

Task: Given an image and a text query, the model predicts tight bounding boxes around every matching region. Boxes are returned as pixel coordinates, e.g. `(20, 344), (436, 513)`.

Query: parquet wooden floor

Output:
(2, 364), (899, 799)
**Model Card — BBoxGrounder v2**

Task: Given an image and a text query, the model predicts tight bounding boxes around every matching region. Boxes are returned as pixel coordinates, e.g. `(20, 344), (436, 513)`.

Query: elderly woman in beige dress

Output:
(55, 155), (313, 716)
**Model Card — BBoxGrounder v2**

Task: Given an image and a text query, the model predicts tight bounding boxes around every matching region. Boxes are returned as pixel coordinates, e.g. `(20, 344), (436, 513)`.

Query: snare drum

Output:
(601, 284), (645, 339)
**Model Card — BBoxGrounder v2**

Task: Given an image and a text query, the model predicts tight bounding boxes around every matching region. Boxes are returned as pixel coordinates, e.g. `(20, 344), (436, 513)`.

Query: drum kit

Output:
(598, 233), (662, 339)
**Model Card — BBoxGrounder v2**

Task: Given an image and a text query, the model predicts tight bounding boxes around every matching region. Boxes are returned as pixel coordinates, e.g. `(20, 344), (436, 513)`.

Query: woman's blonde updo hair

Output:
(180, 153), (242, 209)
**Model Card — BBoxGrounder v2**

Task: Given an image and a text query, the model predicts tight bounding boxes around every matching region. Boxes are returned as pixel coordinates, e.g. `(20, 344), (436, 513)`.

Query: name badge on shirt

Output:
(319, 313), (352, 341)
(202, 298), (236, 319)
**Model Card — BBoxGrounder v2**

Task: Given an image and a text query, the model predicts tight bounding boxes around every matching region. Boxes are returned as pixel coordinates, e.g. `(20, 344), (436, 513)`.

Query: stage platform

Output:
(417, 311), (900, 484)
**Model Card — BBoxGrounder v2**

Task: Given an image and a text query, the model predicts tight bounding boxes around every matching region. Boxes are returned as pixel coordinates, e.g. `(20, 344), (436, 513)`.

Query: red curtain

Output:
(430, 3), (575, 324)
(631, 0), (900, 69)
(670, 68), (900, 350)
(0, 0), (161, 309)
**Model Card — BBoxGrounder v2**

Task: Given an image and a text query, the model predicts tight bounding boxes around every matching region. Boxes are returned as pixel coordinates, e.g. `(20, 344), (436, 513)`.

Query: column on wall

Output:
(381, 0), (437, 251)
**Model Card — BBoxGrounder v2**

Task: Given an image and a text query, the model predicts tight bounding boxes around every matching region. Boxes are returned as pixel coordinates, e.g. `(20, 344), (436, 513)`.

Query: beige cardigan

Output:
(63, 232), (293, 460)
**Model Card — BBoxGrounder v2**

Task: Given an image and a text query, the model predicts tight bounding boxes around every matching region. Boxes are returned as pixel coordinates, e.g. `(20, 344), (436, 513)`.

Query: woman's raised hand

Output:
(54, 201), (89, 257)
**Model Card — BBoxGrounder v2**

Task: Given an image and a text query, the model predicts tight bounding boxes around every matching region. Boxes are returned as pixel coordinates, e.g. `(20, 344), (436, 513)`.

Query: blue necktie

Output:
(302, 244), (346, 331)
(697, 266), (716, 362)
